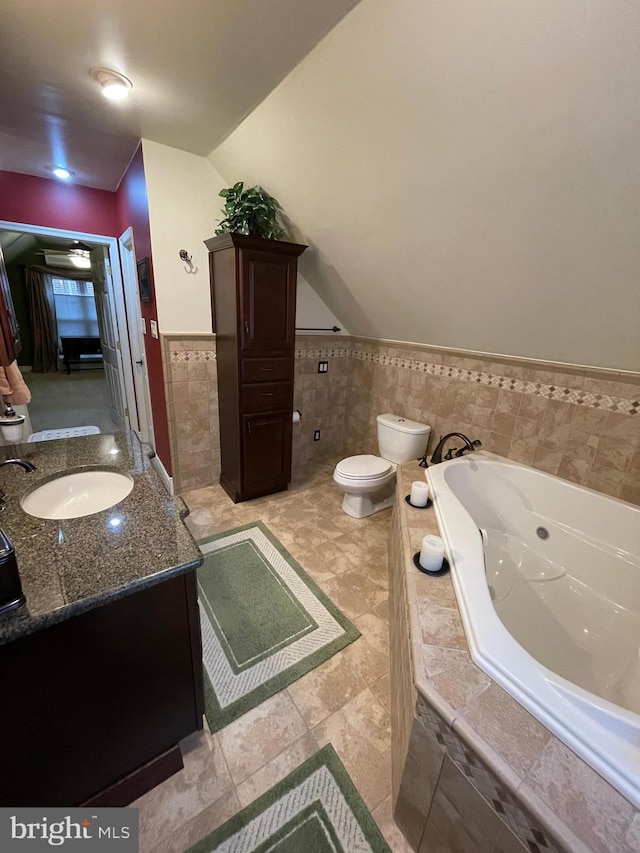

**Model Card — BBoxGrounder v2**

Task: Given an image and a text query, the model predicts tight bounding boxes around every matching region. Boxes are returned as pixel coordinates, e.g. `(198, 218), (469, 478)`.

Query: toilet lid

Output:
(336, 455), (393, 479)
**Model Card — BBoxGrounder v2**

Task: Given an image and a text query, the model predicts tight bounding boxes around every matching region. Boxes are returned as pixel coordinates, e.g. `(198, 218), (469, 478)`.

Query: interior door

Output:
(0, 245), (20, 365)
(90, 247), (127, 432)
(118, 230), (153, 446)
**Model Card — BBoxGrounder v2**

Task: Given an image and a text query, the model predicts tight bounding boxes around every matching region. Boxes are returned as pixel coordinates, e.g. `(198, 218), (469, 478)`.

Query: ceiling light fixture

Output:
(52, 167), (74, 180)
(91, 67), (133, 101)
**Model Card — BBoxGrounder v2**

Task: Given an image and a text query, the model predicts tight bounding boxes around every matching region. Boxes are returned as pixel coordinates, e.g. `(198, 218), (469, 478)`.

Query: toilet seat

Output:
(335, 454), (393, 480)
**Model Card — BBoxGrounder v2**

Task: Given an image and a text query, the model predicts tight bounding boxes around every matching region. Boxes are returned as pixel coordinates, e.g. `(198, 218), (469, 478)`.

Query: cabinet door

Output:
(239, 250), (296, 353)
(242, 411), (292, 494)
(0, 246), (20, 365)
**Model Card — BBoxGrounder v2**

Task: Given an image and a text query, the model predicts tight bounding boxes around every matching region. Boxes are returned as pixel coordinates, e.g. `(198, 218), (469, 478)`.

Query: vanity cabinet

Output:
(0, 570), (203, 807)
(205, 233), (307, 502)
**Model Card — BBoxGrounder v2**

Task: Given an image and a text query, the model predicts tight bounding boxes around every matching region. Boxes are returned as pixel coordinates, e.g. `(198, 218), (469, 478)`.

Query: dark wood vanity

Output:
(0, 433), (204, 807)
(0, 570), (203, 807)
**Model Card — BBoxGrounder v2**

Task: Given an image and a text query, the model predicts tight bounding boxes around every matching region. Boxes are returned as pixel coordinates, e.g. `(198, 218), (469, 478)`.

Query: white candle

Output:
(410, 480), (430, 507)
(419, 535), (445, 572)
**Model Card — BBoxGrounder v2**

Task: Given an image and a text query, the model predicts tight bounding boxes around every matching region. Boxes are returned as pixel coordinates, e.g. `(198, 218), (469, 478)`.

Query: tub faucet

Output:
(0, 458), (36, 473)
(430, 433), (482, 465)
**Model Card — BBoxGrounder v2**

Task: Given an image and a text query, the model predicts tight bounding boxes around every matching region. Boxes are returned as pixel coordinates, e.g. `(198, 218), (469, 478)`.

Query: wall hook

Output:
(179, 249), (192, 264)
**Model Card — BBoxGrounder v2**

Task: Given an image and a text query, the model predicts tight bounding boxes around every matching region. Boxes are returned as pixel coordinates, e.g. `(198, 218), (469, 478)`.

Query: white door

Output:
(90, 247), (127, 431)
(118, 229), (154, 447)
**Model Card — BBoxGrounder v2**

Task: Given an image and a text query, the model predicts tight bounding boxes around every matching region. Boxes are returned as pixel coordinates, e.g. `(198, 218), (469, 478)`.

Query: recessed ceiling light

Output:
(91, 67), (133, 101)
(52, 167), (74, 180)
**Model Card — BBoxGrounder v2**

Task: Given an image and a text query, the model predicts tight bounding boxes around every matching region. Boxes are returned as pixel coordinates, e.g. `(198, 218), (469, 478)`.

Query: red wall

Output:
(0, 161), (172, 477)
(115, 146), (171, 475)
(0, 171), (119, 236)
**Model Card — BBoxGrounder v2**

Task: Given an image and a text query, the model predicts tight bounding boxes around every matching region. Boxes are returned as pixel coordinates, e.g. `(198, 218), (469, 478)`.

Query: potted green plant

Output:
(215, 182), (286, 239)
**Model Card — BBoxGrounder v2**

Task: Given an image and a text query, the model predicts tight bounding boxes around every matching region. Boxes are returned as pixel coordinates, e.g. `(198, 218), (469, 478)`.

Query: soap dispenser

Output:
(0, 403), (25, 444)
(0, 528), (25, 613)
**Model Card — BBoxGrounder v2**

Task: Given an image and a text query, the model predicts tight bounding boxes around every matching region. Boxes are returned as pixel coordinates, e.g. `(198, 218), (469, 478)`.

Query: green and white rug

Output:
(197, 522), (360, 732)
(187, 744), (391, 852)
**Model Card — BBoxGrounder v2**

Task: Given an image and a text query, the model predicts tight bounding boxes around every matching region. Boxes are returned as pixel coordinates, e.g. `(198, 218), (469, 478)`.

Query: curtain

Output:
(26, 268), (59, 373)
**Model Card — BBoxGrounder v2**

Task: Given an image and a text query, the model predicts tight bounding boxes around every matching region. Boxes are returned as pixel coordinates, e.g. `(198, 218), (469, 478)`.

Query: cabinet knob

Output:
(261, 392), (273, 397)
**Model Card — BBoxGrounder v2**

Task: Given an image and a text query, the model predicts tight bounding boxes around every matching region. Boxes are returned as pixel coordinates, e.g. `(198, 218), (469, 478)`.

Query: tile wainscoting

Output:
(160, 335), (350, 493)
(161, 335), (219, 494)
(390, 461), (640, 853)
(344, 338), (640, 505)
(161, 334), (639, 501)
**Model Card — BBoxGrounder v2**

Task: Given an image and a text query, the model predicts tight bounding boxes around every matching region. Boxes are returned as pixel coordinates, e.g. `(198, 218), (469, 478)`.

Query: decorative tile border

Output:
(417, 697), (561, 853)
(170, 350), (216, 362)
(170, 345), (638, 415)
(296, 347), (639, 416)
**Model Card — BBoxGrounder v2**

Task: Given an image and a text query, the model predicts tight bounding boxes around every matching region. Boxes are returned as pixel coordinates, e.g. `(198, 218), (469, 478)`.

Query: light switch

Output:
(141, 317), (147, 335)
(150, 320), (158, 339)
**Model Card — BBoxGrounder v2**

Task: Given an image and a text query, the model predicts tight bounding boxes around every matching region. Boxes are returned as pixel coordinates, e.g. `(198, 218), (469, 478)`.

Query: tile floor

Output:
(133, 459), (414, 853)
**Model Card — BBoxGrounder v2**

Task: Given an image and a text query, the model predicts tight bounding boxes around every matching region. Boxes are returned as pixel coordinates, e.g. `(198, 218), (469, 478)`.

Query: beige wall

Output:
(143, 140), (346, 337)
(143, 140), (227, 334)
(296, 277), (347, 334)
(209, 0), (640, 371)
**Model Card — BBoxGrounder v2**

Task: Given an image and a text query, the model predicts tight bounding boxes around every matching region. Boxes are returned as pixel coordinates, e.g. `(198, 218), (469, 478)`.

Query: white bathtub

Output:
(426, 452), (640, 807)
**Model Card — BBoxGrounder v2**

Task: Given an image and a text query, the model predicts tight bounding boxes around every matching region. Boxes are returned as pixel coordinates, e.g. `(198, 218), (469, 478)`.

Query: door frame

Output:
(118, 227), (154, 448)
(0, 220), (138, 437)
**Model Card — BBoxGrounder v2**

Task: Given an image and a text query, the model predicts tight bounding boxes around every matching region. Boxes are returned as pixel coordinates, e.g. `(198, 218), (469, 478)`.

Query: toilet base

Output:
(341, 491), (395, 519)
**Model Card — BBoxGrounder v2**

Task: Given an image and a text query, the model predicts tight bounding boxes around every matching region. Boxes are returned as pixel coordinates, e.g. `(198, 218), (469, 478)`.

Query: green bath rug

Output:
(187, 744), (391, 852)
(197, 521), (360, 733)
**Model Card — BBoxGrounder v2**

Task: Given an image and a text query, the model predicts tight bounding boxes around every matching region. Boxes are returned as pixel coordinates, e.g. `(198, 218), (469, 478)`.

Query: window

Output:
(51, 277), (99, 343)
(51, 278), (94, 297)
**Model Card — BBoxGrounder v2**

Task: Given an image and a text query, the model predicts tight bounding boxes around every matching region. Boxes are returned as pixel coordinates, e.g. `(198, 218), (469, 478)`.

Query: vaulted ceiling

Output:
(209, 0), (640, 370)
(0, 0), (361, 190)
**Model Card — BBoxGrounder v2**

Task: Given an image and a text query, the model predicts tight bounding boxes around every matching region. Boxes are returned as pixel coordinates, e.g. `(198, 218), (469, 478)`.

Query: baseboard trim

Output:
(81, 744), (184, 807)
(151, 453), (174, 496)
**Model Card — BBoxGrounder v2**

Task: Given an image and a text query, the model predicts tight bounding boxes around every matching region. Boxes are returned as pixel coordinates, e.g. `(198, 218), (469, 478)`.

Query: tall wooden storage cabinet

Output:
(205, 234), (307, 502)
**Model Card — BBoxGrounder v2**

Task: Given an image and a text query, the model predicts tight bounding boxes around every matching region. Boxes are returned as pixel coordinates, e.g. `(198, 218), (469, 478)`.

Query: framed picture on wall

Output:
(137, 258), (153, 303)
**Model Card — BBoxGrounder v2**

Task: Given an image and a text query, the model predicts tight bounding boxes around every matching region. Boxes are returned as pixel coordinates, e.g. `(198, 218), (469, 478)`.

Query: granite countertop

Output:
(394, 460), (638, 853)
(0, 432), (202, 646)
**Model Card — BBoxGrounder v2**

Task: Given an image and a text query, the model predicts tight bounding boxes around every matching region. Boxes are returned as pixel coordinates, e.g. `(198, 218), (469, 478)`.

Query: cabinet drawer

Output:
(241, 382), (292, 412)
(241, 358), (292, 383)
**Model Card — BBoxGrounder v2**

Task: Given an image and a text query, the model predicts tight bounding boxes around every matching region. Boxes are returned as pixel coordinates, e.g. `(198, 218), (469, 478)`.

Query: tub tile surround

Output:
(161, 333), (639, 502)
(391, 460), (640, 853)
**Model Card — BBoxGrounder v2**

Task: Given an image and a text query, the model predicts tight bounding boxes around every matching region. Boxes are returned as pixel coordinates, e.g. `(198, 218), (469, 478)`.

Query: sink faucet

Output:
(0, 458), (36, 473)
(430, 433), (482, 465)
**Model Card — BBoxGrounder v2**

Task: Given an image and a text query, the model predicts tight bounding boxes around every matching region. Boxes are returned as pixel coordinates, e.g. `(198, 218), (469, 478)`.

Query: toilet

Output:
(333, 413), (431, 518)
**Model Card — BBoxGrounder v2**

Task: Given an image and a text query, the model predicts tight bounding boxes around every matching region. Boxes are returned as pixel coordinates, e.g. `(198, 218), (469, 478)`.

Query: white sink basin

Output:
(21, 470), (134, 520)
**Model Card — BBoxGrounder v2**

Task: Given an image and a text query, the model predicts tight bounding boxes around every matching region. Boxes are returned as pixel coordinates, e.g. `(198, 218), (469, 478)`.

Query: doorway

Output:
(0, 221), (151, 447)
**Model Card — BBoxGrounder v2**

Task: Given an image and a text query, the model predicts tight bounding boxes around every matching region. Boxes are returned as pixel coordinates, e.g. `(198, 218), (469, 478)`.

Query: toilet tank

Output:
(376, 413), (431, 464)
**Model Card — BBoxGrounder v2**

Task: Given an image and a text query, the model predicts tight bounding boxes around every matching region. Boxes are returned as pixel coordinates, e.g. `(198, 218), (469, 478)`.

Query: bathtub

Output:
(426, 452), (640, 807)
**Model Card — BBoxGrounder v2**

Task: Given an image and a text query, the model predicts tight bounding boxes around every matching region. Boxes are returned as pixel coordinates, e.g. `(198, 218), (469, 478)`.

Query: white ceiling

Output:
(0, 0), (360, 191)
(0, 231), (101, 266)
